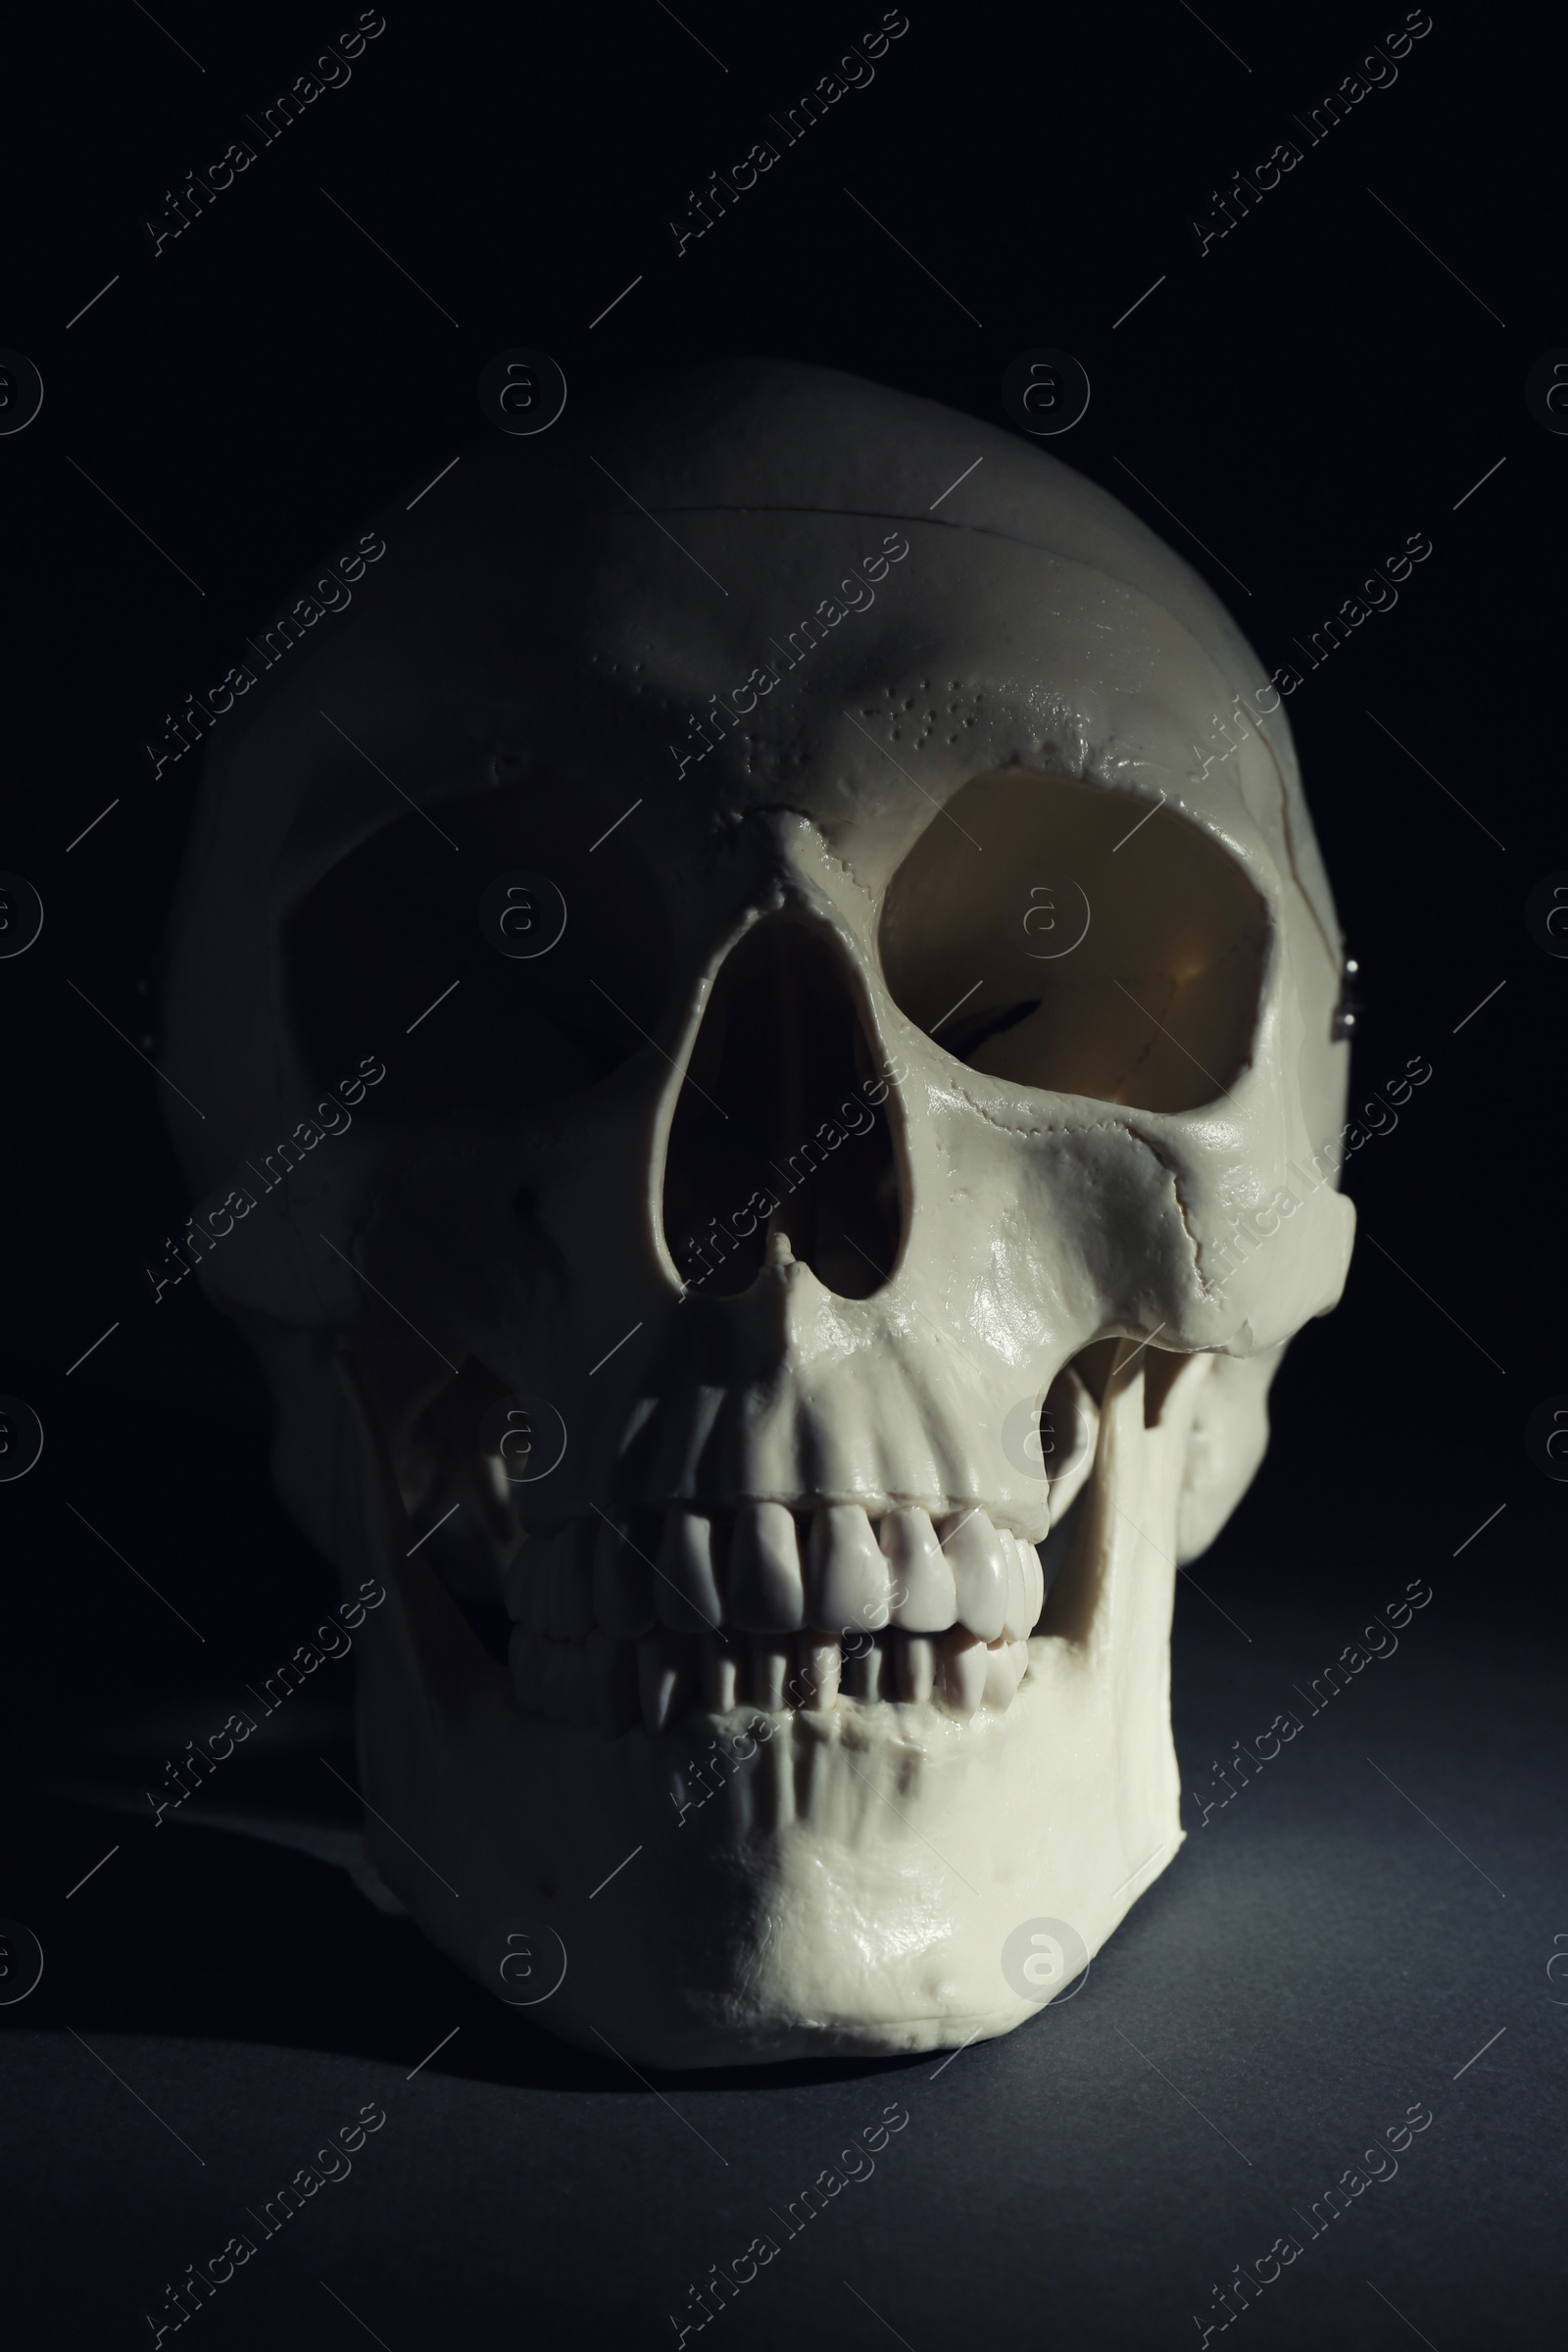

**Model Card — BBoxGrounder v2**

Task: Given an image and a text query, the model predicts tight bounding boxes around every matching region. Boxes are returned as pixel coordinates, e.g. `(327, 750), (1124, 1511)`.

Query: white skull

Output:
(161, 360), (1354, 2066)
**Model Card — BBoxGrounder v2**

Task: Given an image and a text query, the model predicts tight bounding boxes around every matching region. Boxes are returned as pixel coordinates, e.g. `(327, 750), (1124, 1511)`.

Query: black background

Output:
(1, 0), (1562, 2344)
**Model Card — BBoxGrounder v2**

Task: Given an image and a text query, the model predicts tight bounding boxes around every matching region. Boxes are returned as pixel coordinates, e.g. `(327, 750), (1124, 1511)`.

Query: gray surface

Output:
(2, 1589), (1560, 2348)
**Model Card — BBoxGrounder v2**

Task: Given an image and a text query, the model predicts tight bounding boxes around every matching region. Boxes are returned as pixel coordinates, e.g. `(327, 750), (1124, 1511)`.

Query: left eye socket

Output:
(877, 767), (1269, 1114)
(283, 783), (672, 1121)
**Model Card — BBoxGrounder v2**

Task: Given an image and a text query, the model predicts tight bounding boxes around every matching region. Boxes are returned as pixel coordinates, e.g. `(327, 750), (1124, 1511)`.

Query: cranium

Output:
(161, 359), (1353, 2066)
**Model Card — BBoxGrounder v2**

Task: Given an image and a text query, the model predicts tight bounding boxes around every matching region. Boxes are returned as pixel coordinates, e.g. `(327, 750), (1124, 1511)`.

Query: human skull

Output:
(161, 360), (1354, 2066)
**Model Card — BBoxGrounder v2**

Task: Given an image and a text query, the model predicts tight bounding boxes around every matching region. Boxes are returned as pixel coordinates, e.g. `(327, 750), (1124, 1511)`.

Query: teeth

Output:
(807, 1504), (890, 1636)
(1001, 1534), (1039, 1642)
(656, 1508), (724, 1633)
(935, 1628), (989, 1718)
(637, 1630), (697, 1735)
(800, 1635), (842, 1712)
(749, 1636), (792, 1712)
(701, 1630), (743, 1712)
(726, 1503), (806, 1632)
(982, 1636), (1026, 1712)
(593, 1518), (656, 1639)
(882, 1507), (957, 1631)
(1000, 1538), (1027, 1643)
(894, 1632), (936, 1704)
(841, 1635), (887, 1701)
(1014, 1535), (1044, 1636)
(587, 1628), (639, 1737)
(507, 1506), (1044, 1731)
(938, 1509), (1009, 1642)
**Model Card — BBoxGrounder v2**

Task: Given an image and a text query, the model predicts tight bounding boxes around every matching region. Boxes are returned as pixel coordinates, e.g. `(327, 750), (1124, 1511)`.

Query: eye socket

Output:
(284, 784), (671, 1120)
(877, 769), (1268, 1113)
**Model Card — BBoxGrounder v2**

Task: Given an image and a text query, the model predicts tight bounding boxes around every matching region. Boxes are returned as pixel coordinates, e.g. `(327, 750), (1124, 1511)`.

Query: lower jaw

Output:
(340, 1351), (1200, 2066)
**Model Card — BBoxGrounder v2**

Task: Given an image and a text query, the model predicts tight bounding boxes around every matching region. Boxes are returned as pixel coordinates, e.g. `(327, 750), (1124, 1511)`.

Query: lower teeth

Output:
(506, 1620), (1037, 1737)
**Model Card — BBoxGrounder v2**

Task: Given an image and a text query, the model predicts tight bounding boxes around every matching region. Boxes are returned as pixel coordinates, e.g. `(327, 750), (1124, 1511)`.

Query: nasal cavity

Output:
(661, 917), (903, 1300)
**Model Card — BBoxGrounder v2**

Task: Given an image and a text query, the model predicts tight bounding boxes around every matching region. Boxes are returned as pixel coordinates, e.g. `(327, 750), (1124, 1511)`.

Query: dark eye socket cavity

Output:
(941, 997), (1039, 1060)
(878, 769), (1268, 1114)
(283, 784), (672, 1121)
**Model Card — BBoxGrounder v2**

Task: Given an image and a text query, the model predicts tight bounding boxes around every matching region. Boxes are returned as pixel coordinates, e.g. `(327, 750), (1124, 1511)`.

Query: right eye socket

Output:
(283, 783), (672, 1122)
(877, 768), (1270, 1114)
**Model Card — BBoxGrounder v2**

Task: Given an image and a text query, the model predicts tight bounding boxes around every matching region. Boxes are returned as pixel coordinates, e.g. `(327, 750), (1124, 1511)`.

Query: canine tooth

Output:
(701, 1631), (743, 1713)
(807, 1504), (890, 1636)
(982, 1636), (1024, 1711)
(935, 1628), (988, 1719)
(882, 1507), (957, 1631)
(749, 1636), (792, 1712)
(655, 1509), (723, 1632)
(593, 1517), (656, 1638)
(726, 1502), (806, 1631)
(637, 1631), (697, 1735)
(800, 1635), (841, 1712)
(1001, 1535), (1032, 1642)
(841, 1635), (887, 1701)
(939, 1509), (1009, 1642)
(587, 1630), (640, 1737)
(894, 1631), (936, 1704)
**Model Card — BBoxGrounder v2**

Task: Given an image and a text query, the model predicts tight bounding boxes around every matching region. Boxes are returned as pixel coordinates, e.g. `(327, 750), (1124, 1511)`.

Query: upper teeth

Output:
(498, 1501), (1045, 1737)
